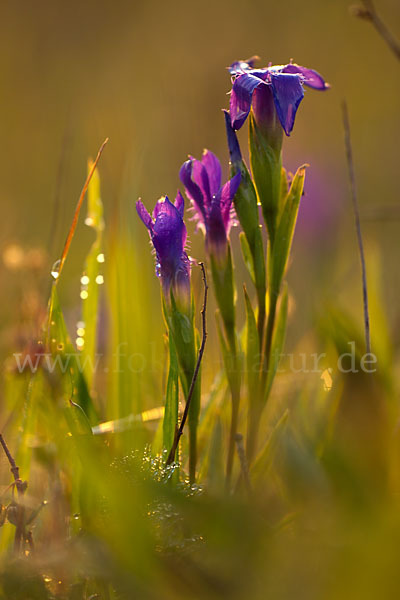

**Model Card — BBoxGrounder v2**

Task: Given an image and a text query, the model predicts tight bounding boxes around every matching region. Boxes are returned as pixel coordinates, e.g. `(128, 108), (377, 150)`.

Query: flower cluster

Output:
(137, 55), (329, 480)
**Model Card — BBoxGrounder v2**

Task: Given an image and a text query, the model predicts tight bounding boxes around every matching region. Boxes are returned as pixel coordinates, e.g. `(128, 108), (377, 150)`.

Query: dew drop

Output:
(80, 290), (89, 300)
(95, 274), (104, 285)
(76, 337), (84, 349)
(80, 275), (90, 285)
(50, 259), (61, 279)
(96, 253), (105, 263)
(77, 327), (85, 337)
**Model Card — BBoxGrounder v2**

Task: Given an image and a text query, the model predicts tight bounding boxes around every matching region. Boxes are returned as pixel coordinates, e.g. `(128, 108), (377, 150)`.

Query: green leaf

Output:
(249, 113), (282, 244)
(239, 232), (255, 285)
(206, 416), (224, 492)
(163, 335), (179, 451)
(270, 164), (306, 296)
(244, 287), (260, 398)
(210, 247), (236, 352)
(278, 166), (288, 220)
(251, 409), (289, 483)
(215, 310), (240, 395)
(263, 284), (289, 404)
(46, 285), (97, 430)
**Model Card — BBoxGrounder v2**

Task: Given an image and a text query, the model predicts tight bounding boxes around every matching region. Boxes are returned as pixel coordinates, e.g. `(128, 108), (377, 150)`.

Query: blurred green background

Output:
(0, 0), (399, 397)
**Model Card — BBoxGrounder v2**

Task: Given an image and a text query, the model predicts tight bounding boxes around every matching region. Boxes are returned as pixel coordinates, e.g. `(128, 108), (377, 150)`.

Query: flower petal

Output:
(269, 72), (304, 135)
(230, 72), (267, 130)
(179, 159), (206, 223)
(228, 55), (259, 75)
(223, 109), (242, 166)
(152, 196), (187, 261)
(174, 190), (185, 217)
(282, 64), (329, 90)
(136, 200), (153, 231)
(217, 172), (241, 229)
(201, 150), (222, 198)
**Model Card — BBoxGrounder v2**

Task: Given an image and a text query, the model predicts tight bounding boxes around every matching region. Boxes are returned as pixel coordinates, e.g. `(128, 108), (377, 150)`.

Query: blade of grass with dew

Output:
(47, 284), (96, 431)
(80, 159), (105, 390)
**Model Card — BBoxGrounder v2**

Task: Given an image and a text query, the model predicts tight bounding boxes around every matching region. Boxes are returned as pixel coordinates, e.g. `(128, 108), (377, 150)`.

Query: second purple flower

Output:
(179, 150), (241, 260)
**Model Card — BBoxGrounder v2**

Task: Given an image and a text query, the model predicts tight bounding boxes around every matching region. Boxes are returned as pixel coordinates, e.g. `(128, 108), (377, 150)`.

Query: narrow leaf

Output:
(251, 409), (289, 483)
(263, 284), (289, 404)
(270, 165), (306, 296)
(163, 335), (179, 451)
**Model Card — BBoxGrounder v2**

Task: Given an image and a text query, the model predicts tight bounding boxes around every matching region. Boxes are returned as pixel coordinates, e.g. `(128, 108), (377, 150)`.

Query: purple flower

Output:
(179, 150), (241, 259)
(229, 59), (329, 135)
(136, 194), (191, 304)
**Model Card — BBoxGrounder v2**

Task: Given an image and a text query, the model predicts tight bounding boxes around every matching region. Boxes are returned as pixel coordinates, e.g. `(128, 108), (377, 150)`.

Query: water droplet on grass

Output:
(51, 259), (61, 279)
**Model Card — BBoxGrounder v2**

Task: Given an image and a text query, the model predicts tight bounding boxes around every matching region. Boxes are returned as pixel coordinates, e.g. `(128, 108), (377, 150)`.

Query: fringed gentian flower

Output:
(136, 194), (191, 307)
(179, 150), (241, 261)
(229, 58), (329, 135)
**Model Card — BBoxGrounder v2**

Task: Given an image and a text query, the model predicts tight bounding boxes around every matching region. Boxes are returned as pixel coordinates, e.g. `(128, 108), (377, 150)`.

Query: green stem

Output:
(246, 402), (262, 466)
(256, 290), (266, 350)
(247, 292), (278, 465)
(188, 427), (197, 484)
(225, 351), (241, 489)
(262, 293), (277, 387)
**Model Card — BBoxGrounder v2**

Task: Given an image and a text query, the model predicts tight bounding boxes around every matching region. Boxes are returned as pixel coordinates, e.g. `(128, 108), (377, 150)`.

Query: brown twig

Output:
(47, 111), (72, 257)
(0, 434), (21, 484)
(166, 263), (208, 466)
(351, 0), (400, 61)
(0, 433), (27, 552)
(342, 101), (371, 356)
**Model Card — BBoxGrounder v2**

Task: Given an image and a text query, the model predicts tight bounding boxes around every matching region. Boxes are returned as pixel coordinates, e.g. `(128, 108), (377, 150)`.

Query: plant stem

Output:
(225, 359), (240, 489)
(352, 1), (400, 61)
(342, 101), (371, 355)
(0, 433), (27, 553)
(166, 263), (208, 479)
(247, 291), (278, 465)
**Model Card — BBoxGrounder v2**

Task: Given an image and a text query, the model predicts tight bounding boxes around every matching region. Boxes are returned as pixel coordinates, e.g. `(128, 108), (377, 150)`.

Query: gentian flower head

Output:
(179, 150), (241, 261)
(229, 58), (329, 138)
(136, 194), (191, 307)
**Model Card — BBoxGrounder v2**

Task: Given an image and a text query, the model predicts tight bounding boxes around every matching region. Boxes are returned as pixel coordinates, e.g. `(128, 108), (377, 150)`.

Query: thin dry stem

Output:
(342, 101), (371, 356)
(55, 137), (108, 282)
(351, 0), (400, 61)
(0, 433), (27, 553)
